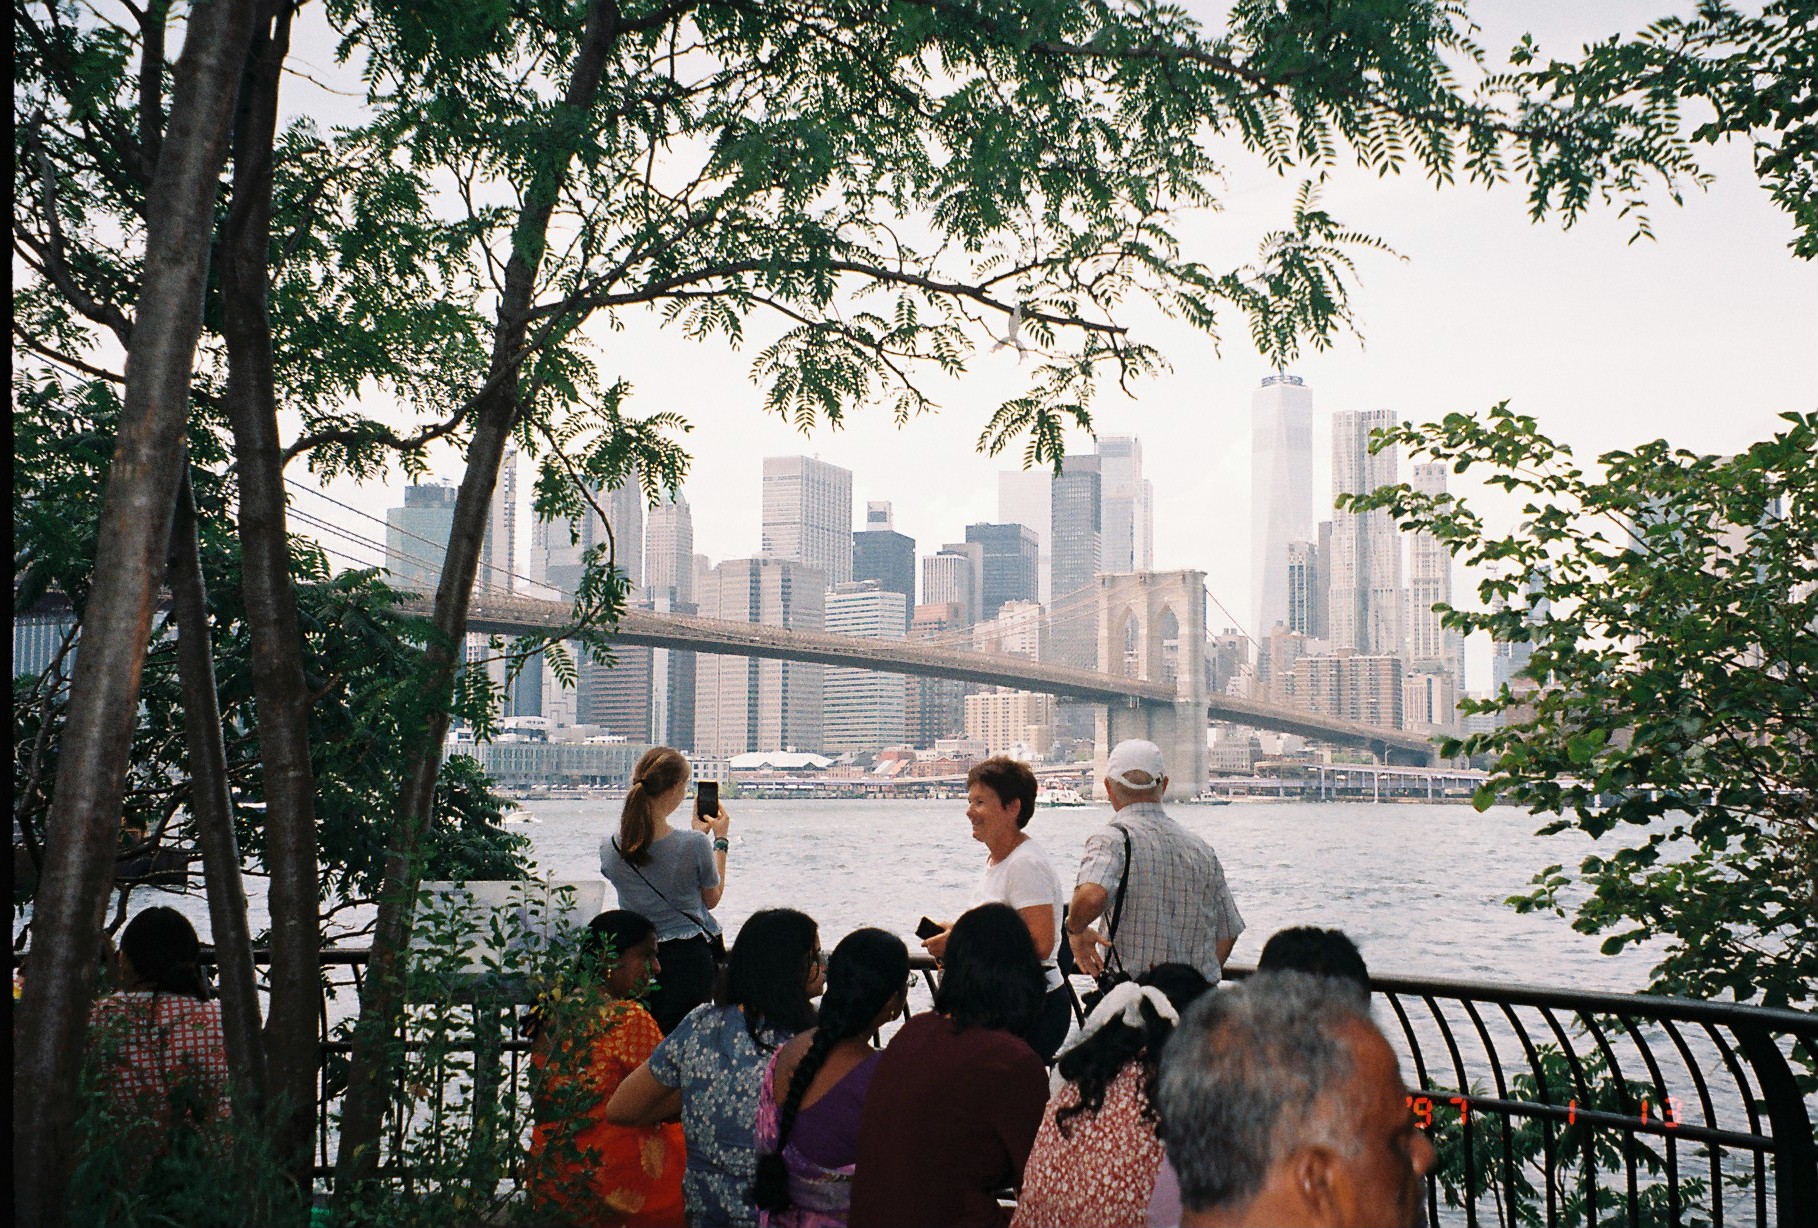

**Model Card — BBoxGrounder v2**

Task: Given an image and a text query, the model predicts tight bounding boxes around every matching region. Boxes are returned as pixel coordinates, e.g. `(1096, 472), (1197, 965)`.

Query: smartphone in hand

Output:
(915, 916), (943, 941)
(695, 780), (720, 821)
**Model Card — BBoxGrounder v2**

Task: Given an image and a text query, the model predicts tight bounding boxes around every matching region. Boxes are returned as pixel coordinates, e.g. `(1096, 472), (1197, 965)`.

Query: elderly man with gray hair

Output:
(1066, 738), (1245, 981)
(1155, 972), (1436, 1228)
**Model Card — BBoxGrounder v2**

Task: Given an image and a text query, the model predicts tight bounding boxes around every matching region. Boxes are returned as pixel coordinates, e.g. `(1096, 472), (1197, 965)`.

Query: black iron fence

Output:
(259, 949), (1815, 1227)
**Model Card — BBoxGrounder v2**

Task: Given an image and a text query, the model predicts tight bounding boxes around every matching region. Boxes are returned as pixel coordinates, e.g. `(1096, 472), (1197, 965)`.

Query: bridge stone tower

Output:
(1093, 571), (1208, 801)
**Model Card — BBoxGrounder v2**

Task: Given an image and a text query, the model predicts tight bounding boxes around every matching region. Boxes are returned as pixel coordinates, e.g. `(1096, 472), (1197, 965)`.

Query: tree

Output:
(11, 0), (258, 1219)
(1347, 408), (1817, 1009)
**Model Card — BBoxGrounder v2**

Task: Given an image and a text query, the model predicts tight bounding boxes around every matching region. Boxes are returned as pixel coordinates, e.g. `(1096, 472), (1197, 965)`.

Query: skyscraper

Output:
(1048, 455), (1102, 669)
(479, 447), (517, 592)
(645, 491), (695, 605)
(1097, 436), (1153, 573)
(1405, 462), (1464, 687)
(922, 546), (980, 627)
(823, 581), (909, 753)
(762, 456), (852, 585)
(964, 523), (1039, 622)
(853, 501), (915, 624)
(386, 484), (459, 590)
(997, 469), (1053, 604)
(1328, 409), (1403, 655)
(907, 602), (969, 745)
(1285, 539), (1323, 639)
(1251, 374), (1313, 638)
(693, 558), (825, 756)
(532, 474), (643, 599)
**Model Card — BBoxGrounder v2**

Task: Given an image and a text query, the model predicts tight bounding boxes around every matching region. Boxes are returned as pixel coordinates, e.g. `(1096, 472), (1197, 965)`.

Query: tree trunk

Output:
(11, 2), (258, 1223)
(332, 0), (625, 1196)
(218, 0), (320, 1189)
(168, 472), (268, 1106)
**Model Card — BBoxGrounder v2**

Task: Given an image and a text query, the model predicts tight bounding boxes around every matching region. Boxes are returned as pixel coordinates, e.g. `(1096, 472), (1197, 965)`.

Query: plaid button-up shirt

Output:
(1075, 801), (1245, 980)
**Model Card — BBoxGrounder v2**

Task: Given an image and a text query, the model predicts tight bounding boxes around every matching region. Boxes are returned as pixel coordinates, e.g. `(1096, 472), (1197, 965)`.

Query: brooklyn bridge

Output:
(416, 568), (1438, 798)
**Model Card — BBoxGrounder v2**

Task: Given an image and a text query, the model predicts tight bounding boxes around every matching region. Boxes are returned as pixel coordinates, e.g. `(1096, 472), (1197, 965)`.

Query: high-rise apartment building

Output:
(1048, 455), (1103, 669)
(823, 581), (909, 753)
(964, 523), (1039, 622)
(577, 639), (652, 738)
(645, 491), (695, 606)
(762, 456), (852, 585)
(964, 691), (1056, 758)
(1328, 409), (1403, 655)
(1251, 374), (1314, 638)
(1405, 462), (1464, 687)
(693, 558), (825, 756)
(386, 484), (459, 590)
(972, 600), (1043, 660)
(1097, 436), (1154, 573)
(997, 469), (1053, 604)
(1279, 649), (1405, 728)
(853, 501), (915, 624)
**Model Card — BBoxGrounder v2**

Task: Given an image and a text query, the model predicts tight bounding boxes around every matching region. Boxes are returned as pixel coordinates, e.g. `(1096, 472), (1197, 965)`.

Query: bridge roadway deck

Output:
(439, 591), (1433, 759)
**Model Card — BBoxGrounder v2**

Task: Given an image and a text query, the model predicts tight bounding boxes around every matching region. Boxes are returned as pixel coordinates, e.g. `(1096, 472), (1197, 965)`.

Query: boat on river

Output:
(1038, 785), (1091, 807)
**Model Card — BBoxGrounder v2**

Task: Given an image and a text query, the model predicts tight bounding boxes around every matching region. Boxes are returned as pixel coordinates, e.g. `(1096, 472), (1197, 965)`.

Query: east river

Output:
(511, 796), (1665, 993)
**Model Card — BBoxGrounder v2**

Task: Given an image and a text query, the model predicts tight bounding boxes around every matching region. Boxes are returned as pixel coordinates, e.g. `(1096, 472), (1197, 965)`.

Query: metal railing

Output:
(249, 949), (1815, 1226)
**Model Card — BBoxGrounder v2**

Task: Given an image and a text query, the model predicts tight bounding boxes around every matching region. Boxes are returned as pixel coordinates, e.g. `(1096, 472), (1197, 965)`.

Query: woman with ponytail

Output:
(753, 929), (910, 1228)
(89, 907), (232, 1144)
(601, 746), (732, 1033)
(526, 910), (686, 1228)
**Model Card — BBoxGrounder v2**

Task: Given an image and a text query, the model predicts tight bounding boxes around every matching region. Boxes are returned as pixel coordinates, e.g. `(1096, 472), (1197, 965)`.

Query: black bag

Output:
(1076, 824), (1134, 1016)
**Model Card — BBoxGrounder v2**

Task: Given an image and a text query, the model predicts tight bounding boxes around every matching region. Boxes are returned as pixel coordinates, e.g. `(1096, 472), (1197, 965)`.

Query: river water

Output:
(514, 796), (1664, 994)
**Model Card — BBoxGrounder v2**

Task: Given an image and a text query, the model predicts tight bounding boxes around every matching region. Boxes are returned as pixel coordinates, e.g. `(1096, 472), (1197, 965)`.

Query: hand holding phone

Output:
(694, 780), (720, 821)
(915, 916), (943, 940)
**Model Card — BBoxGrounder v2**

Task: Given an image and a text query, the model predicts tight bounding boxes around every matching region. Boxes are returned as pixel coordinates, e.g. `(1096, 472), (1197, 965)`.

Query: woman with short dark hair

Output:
(610, 907), (823, 1228)
(849, 904), (1050, 1228)
(1008, 964), (1210, 1228)
(922, 756), (1070, 1061)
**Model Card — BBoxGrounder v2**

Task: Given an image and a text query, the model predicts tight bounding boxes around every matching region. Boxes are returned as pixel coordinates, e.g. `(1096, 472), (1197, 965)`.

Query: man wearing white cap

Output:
(1064, 739), (1245, 982)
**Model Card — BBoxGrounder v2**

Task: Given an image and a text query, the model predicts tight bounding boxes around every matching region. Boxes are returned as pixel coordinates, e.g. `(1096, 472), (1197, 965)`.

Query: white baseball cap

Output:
(1105, 739), (1166, 789)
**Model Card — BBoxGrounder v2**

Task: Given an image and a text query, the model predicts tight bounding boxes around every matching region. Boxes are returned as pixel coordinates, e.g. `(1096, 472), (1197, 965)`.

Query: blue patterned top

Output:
(647, 1002), (793, 1227)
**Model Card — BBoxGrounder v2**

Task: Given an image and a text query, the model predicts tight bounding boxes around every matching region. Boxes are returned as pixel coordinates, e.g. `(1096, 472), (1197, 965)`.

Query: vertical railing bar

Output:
(1383, 991), (1440, 1228)
(1461, 996), (1521, 1228)
(1423, 994), (1481, 1228)
(1659, 1018), (1725, 1228)
(1538, 1005), (1599, 1228)
(1498, 1002), (1561, 1228)
(1577, 1010), (1642, 1226)
(1614, 1012), (1681, 1227)
(1700, 1022), (1768, 1228)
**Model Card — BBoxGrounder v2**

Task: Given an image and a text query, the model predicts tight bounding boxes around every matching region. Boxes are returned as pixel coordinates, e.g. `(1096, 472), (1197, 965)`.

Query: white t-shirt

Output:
(974, 837), (1066, 990)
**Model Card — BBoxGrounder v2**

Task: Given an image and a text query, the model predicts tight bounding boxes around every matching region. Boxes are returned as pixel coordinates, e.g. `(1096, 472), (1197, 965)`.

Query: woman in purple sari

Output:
(753, 929), (911, 1228)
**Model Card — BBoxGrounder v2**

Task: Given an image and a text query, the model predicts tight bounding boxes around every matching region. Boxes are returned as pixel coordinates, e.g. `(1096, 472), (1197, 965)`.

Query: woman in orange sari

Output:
(528, 910), (687, 1227)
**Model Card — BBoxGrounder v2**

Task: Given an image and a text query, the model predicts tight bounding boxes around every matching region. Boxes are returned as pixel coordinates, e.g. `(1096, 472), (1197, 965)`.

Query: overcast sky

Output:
(285, 2), (1818, 687)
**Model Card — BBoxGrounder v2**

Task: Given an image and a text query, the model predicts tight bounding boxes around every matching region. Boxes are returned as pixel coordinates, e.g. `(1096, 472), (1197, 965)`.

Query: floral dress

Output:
(528, 1000), (687, 1228)
(1009, 1063), (1164, 1228)
(648, 1003), (793, 1228)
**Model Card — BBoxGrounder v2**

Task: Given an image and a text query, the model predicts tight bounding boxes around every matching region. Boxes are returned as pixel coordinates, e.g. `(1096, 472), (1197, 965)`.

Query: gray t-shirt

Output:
(601, 828), (722, 942)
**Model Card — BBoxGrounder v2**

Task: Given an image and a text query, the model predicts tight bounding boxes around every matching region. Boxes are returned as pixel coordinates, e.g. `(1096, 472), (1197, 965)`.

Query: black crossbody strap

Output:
(612, 838), (714, 942)
(1102, 824), (1133, 974)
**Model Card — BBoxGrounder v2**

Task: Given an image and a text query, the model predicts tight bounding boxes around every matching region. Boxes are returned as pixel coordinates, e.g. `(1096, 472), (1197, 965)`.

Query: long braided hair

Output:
(752, 928), (908, 1214)
(618, 746), (690, 866)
